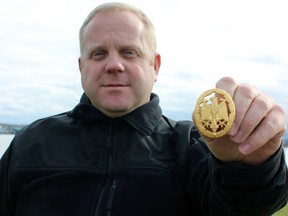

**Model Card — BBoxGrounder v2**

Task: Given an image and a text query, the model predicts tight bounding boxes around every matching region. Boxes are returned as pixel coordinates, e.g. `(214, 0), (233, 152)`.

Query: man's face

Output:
(78, 11), (160, 118)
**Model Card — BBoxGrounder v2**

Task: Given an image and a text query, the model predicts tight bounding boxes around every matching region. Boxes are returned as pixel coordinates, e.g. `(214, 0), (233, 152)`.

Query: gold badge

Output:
(194, 88), (235, 138)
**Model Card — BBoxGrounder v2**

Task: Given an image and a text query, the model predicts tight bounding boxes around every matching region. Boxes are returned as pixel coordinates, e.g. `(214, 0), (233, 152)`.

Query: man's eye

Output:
(91, 51), (106, 59)
(122, 49), (138, 57)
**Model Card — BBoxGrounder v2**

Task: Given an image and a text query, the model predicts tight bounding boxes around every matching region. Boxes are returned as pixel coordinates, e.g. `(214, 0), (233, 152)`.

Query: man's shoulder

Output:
(19, 112), (71, 134)
(9, 111), (77, 169)
(12, 112), (72, 150)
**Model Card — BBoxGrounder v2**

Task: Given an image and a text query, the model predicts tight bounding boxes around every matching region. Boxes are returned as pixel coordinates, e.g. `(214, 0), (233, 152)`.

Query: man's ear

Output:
(78, 57), (82, 73)
(153, 53), (161, 82)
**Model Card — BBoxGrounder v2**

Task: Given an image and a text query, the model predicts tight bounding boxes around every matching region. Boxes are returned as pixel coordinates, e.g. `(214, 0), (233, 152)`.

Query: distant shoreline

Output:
(0, 123), (26, 134)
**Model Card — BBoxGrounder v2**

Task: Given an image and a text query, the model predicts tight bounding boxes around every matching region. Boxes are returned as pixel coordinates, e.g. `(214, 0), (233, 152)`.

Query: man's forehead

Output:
(85, 10), (143, 33)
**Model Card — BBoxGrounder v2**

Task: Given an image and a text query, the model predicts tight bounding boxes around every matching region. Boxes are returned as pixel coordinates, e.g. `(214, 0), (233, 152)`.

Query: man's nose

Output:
(104, 53), (125, 73)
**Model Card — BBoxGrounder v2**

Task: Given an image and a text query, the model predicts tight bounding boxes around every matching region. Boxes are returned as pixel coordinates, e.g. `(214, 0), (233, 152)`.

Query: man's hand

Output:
(193, 77), (286, 165)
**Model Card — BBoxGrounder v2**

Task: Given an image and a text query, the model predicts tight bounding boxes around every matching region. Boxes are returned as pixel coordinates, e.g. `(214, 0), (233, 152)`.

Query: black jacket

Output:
(0, 93), (287, 216)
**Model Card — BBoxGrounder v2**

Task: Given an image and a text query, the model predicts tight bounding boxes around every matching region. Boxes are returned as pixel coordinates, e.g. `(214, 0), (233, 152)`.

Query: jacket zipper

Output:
(94, 121), (115, 216)
(106, 179), (118, 216)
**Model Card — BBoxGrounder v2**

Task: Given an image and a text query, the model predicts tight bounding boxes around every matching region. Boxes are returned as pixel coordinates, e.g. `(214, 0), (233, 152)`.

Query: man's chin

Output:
(101, 104), (131, 118)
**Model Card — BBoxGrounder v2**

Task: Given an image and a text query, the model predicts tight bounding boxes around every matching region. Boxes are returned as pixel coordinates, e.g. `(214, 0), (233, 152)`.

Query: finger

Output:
(216, 77), (238, 98)
(238, 104), (287, 155)
(231, 93), (273, 143)
(228, 83), (259, 136)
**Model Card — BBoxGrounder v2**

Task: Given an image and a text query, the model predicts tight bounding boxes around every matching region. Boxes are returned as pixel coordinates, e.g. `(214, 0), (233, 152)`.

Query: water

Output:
(0, 134), (14, 158)
(0, 135), (288, 163)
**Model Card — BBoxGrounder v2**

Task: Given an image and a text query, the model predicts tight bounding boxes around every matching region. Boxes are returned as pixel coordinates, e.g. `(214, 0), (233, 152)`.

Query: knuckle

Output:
(216, 77), (237, 96)
(237, 84), (258, 100)
(263, 120), (278, 135)
(254, 95), (271, 111)
(274, 104), (286, 117)
(216, 77), (237, 87)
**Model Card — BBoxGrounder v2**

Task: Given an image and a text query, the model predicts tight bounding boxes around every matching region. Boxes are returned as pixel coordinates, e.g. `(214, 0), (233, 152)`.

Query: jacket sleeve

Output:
(0, 145), (16, 216)
(184, 140), (288, 215)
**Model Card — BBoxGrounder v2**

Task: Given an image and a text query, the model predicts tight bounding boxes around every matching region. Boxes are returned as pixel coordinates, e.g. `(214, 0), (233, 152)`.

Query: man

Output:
(0, 2), (287, 215)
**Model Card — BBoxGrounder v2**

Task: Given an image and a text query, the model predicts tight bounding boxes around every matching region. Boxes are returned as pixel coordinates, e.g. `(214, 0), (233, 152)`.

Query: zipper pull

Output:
(107, 179), (118, 215)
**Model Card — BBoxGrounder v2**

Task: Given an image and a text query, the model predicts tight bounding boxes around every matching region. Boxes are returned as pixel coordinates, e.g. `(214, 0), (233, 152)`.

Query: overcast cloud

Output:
(0, 0), (287, 124)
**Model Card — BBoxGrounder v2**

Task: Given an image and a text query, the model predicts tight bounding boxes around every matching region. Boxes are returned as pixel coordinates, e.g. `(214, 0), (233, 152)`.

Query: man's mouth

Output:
(103, 83), (128, 88)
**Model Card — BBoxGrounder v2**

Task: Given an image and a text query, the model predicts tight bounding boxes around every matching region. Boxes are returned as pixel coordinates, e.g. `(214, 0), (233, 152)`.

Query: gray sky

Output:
(1, 0), (288, 124)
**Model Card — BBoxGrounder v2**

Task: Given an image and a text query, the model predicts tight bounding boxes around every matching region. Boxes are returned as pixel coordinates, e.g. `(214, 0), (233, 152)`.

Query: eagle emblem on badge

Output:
(194, 88), (236, 138)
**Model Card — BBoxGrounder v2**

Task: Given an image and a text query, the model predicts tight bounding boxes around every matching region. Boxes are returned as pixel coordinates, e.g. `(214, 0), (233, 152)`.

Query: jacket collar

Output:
(68, 93), (162, 135)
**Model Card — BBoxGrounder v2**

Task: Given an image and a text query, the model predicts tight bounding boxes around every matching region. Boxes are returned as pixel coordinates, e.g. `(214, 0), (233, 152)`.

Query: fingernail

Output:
(232, 130), (243, 143)
(239, 144), (251, 155)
